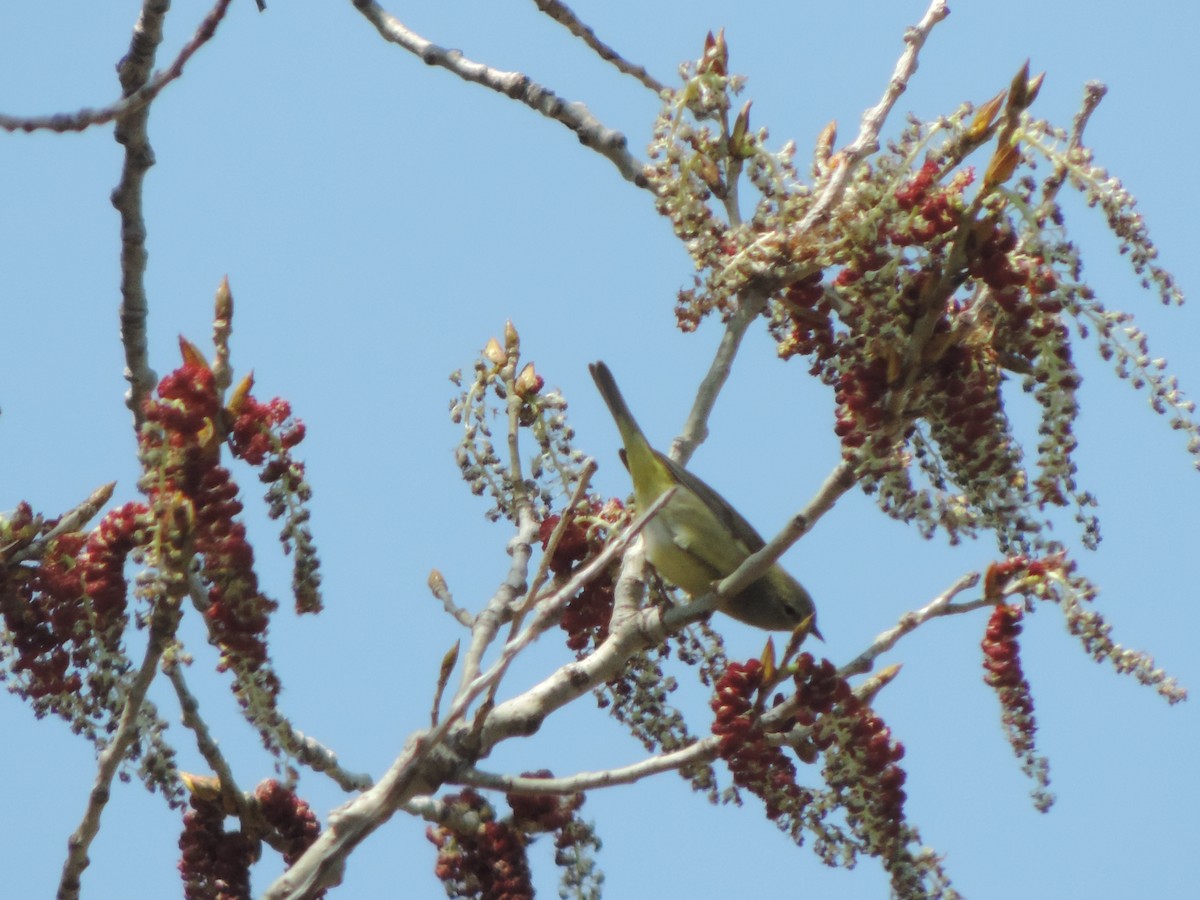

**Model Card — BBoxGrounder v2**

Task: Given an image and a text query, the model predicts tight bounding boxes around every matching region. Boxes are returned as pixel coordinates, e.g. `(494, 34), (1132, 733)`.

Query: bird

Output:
(589, 361), (819, 636)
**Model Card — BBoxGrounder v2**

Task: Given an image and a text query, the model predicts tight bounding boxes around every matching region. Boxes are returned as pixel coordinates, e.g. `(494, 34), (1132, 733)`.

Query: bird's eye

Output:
(782, 603), (797, 618)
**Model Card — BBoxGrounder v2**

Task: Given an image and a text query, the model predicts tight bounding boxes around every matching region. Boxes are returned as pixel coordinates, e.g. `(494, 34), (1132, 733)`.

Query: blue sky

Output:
(2, 1), (1198, 897)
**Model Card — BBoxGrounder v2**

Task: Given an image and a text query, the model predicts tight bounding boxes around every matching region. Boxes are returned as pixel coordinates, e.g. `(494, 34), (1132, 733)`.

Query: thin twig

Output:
(670, 289), (768, 466)
(1041, 80), (1107, 205)
(455, 504), (539, 698)
(530, 0), (666, 93)
(57, 602), (179, 900)
(798, 0), (949, 232)
(460, 735), (717, 794)
(840, 571), (986, 677)
(0, 0), (234, 134)
(168, 663), (246, 817)
(349, 0), (647, 186)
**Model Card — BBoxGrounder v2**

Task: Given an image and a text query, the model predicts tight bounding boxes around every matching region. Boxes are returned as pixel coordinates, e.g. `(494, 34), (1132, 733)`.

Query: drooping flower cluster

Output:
(983, 554), (1185, 703)
(982, 603), (1052, 811)
(538, 500), (625, 652)
(710, 659), (812, 825)
(254, 779), (323, 870)
(140, 340), (281, 696)
(176, 778), (322, 900)
(427, 789), (534, 900)
(226, 378), (321, 615)
(646, 37), (1197, 559)
(506, 771), (602, 898)
(178, 792), (257, 900)
(789, 655), (948, 897)
(0, 496), (149, 735)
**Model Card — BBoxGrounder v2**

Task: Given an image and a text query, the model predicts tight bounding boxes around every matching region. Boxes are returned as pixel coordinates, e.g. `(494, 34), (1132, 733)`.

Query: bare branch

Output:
(799, 0), (950, 231)
(840, 571), (986, 678)
(671, 290), (769, 465)
(113, 0), (168, 428)
(455, 505), (540, 698)
(531, 0), (666, 93)
(0, 0), (233, 135)
(349, 0), (648, 186)
(460, 735), (717, 794)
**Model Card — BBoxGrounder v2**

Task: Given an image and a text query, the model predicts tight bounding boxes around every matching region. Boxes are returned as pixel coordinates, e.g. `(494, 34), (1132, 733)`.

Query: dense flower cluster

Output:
(227, 378), (321, 615)
(646, 38), (1196, 559)
(982, 603), (1052, 811)
(506, 771), (601, 894)
(178, 792), (257, 900)
(0, 501), (148, 731)
(711, 659), (811, 824)
(538, 502), (624, 652)
(427, 789), (534, 900)
(255, 780), (322, 870)
(141, 342), (280, 695)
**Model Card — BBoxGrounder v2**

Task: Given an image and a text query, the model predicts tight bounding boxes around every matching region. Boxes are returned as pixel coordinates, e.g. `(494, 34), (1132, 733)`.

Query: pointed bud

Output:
(483, 336), (507, 367)
(504, 319), (520, 355)
(814, 120), (837, 167)
(965, 89), (1006, 142)
(214, 276), (233, 323)
(1024, 71), (1046, 108)
(178, 336), (210, 371)
(226, 371), (255, 415)
(1007, 60), (1031, 112)
(514, 362), (543, 398)
(428, 568), (447, 595)
(730, 102), (754, 158)
(760, 637), (777, 684)
(700, 29), (728, 76)
(983, 138), (1021, 192)
(439, 641), (460, 685)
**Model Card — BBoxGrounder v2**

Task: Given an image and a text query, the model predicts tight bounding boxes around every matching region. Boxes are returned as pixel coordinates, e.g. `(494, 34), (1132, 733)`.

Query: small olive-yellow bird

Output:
(590, 361), (819, 636)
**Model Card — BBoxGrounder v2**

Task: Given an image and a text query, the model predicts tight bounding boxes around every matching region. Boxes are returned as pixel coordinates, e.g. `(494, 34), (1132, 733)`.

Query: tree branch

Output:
(348, 0), (648, 186)
(0, 0), (233, 135)
(57, 600), (179, 900)
(840, 571), (986, 677)
(531, 0), (666, 94)
(799, 0), (949, 232)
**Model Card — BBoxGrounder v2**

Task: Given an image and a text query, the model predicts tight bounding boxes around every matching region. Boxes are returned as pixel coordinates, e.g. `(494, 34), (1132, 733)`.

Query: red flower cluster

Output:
(888, 160), (967, 245)
(982, 604), (1036, 753)
(80, 502), (148, 628)
(833, 357), (891, 456)
(539, 503), (624, 652)
(505, 770), (595, 869)
(796, 655), (908, 854)
(711, 659), (809, 823)
(427, 789), (533, 900)
(505, 771), (583, 833)
(177, 793), (256, 900)
(255, 780), (321, 870)
(228, 395), (304, 469)
(141, 344), (285, 692)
